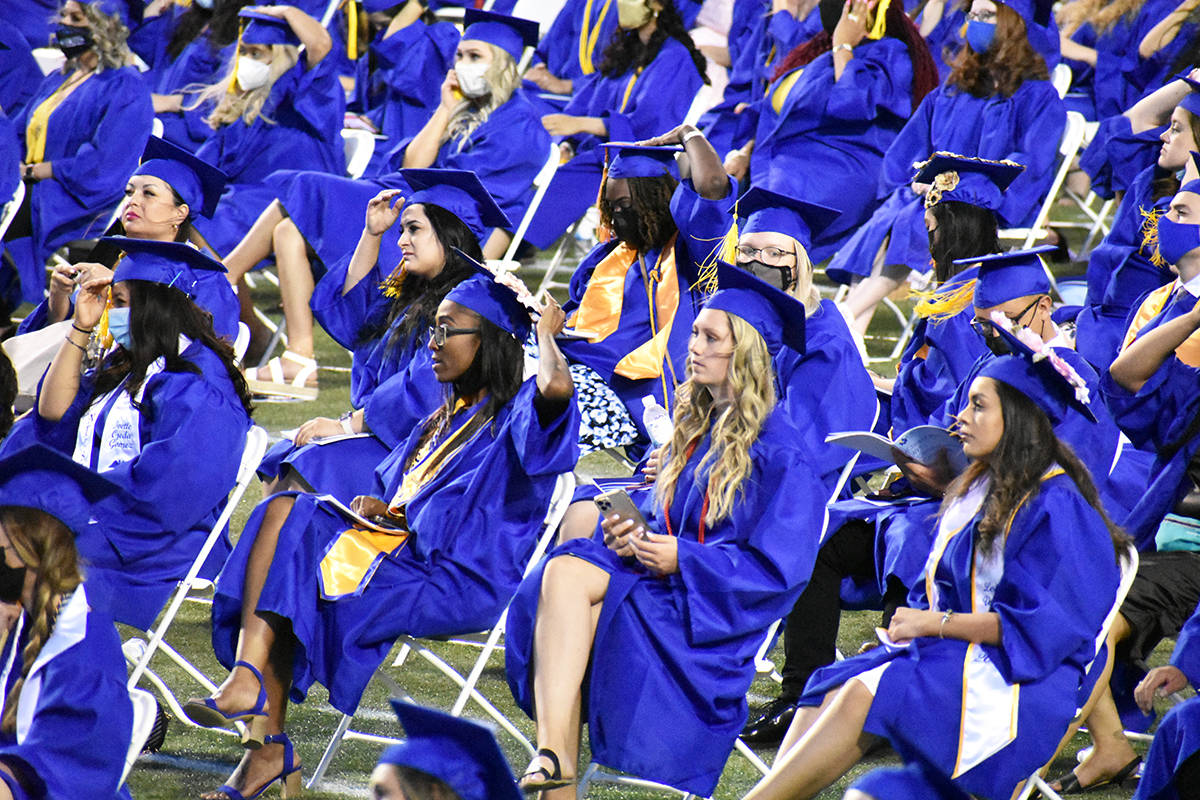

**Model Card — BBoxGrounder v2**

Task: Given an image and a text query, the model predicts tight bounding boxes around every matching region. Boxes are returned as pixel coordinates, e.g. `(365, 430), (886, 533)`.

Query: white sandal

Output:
(244, 350), (319, 400)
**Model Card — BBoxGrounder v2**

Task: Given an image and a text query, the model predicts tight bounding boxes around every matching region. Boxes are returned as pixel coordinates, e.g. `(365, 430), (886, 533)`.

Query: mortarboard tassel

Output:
(1141, 207), (1167, 268)
(911, 276), (978, 321)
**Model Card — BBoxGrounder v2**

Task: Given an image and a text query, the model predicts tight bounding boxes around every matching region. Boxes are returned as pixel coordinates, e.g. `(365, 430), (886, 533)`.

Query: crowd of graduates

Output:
(2, 0), (1200, 798)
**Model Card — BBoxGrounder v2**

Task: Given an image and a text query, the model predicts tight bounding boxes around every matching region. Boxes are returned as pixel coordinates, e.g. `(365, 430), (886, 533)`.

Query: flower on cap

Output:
(989, 310), (1092, 405)
(491, 266), (541, 316)
(924, 170), (959, 208)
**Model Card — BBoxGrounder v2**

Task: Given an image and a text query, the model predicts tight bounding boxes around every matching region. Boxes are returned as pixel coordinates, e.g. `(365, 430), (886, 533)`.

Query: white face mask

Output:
(236, 56), (272, 92)
(454, 60), (491, 99)
(617, 0), (653, 29)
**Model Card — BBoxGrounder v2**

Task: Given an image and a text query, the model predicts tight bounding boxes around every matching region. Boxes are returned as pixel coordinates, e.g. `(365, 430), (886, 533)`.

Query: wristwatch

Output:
(834, 43), (854, 56)
(339, 410), (355, 435)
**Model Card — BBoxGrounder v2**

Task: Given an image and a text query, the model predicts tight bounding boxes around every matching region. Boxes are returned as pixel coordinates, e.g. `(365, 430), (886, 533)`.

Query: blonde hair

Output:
(655, 313), (776, 526)
(782, 234), (821, 314)
(80, 1), (131, 71)
(0, 507), (83, 734)
(445, 43), (519, 148)
(188, 44), (300, 128)
(1057, 0), (1145, 35)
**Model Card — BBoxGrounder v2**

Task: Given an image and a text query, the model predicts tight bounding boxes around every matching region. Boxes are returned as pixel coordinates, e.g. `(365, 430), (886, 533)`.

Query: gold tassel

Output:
(347, 0), (358, 60)
(911, 277), (978, 321)
(380, 263), (408, 298)
(1141, 207), (1166, 267)
(868, 0), (892, 39)
(596, 163), (614, 242)
(228, 20), (245, 95)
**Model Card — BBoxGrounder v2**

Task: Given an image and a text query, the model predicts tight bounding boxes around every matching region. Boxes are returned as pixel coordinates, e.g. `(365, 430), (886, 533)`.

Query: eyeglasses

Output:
(965, 10), (997, 21)
(427, 324), (480, 347)
(736, 244), (797, 267)
(969, 295), (1044, 338)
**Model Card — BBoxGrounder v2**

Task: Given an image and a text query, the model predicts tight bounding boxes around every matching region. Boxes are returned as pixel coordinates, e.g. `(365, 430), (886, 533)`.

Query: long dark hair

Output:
(370, 203), (483, 352)
(928, 201), (1000, 282)
(947, 4), (1048, 97)
(598, 173), (678, 253)
(90, 281), (254, 415)
(208, 0), (256, 48)
(944, 379), (1128, 559)
(597, 1), (709, 84)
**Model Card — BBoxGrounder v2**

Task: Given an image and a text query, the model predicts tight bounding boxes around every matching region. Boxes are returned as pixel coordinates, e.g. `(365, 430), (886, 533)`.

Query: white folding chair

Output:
(123, 426), (271, 739)
(341, 129), (376, 179)
(122, 687), (159, 785)
(0, 181), (25, 242)
(505, 142), (562, 264)
(305, 471), (577, 789)
(1051, 62), (1073, 100)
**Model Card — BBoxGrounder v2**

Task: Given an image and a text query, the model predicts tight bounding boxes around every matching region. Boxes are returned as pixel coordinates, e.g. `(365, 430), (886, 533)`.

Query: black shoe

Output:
(741, 695), (800, 745)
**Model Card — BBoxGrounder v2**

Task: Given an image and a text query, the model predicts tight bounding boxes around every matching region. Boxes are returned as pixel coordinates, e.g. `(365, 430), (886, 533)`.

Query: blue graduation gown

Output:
(523, 37), (705, 249)
(193, 56), (345, 257)
(13, 342), (250, 629)
(505, 410), (826, 795)
(0, 587), (133, 800)
(920, 5), (966, 81)
(530, 0), (618, 87)
(804, 473), (1121, 800)
(1135, 596), (1200, 800)
(10, 67), (153, 302)
(1088, 0), (1186, 122)
(5, 0), (55, 50)
(212, 379), (580, 715)
(746, 37), (915, 261)
(826, 80), (1066, 285)
(0, 19), (40, 118)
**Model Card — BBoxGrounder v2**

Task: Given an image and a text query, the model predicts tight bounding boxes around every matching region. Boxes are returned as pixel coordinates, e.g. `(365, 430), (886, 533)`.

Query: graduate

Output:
(740, 325), (1129, 800)
(3, 0), (153, 306)
(185, 268), (579, 800)
(523, 0), (622, 102)
(256, 170), (508, 501)
(721, 0), (940, 260)
(0, 445), (136, 800)
(831, 0), (1066, 336)
(189, 6), (345, 259)
(522, 0), (708, 250)
(2, 238), (253, 631)
(506, 264), (826, 797)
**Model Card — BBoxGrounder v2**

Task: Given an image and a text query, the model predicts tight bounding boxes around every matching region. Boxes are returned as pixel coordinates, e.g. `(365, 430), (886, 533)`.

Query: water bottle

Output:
(641, 396), (673, 449)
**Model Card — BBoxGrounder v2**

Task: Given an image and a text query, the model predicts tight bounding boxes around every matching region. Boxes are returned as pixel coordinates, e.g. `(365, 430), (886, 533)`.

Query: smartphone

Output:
(594, 489), (651, 539)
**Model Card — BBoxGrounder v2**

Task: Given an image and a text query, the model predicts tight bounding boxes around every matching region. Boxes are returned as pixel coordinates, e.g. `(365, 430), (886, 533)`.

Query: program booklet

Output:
(826, 425), (969, 474)
(315, 494), (408, 535)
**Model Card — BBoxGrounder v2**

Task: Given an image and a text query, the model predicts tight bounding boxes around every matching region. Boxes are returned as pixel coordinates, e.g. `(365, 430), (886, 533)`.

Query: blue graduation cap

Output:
(238, 9), (301, 47)
(462, 9), (540, 62)
(979, 312), (1097, 423)
(1177, 75), (1200, 118)
(399, 168), (512, 243)
(0, 444), (122, 537)
(997, 0), (1053, 27)
(362, 0), (405, 11)
(135, 137), (229, 220)
(1182, 150), (1200, 194)
(602, 143), (681, 180)
(958, 245), (1057, 307)
(379, 700), (521, 800)
(914, 153), (1025, 212)
(446, 248), (535, 340)
(734, 186), (840, 252)
(689, 260), (806, 355)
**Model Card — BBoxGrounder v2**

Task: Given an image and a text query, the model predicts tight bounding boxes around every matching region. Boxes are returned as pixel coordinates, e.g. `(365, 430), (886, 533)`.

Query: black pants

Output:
(779, 520), (909, 699)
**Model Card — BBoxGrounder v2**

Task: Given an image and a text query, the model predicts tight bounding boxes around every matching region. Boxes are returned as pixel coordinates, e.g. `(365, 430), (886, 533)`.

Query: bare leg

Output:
(483, 228), (512, 260)
(557, 501), (600, 544)
(234, 276), (272, 365)
(744, 680), (880, 800)
(841, 267), (908, 337)
(245, 219), (318, 384)
(776, 688), (840, 759)
(224, 201), (286, 282)
(523, 554), (611, 787)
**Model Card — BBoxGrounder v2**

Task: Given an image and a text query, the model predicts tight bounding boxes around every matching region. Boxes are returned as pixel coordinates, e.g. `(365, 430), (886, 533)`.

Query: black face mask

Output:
(983, 333), (1011, 356)
(0, 558), (26, 605)
(739, 259), (794, 291)
(609, 207), (643, 249)
(819, 0), (845, 34)
(54, 24), (93, 59)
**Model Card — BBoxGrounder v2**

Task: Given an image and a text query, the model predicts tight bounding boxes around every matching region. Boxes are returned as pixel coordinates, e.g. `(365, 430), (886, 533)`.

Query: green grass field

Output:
(118, 266), (1183, 799)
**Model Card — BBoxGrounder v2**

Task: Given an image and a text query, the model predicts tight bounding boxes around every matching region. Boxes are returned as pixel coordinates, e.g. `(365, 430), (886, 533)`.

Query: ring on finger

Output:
(848, 13), (861, 21)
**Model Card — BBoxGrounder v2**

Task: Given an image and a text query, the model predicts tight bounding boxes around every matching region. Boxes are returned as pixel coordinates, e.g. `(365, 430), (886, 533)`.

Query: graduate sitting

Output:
(184, 268), (579, 800)
(505, 264), (827, 797)
(0, 445), (137, 800)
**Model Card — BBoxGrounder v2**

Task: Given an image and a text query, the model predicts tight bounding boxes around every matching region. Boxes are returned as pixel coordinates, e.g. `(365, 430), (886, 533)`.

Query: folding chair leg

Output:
(735, 738), (771, 776)
(306, 713), (354, 790)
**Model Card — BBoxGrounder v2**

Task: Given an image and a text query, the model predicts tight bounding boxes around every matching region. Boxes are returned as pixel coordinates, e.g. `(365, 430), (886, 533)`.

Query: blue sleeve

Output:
(126, 10), (175, 70)
(1170, 596), (1200, 687)
(670, 176), (736, 270)
(363, 346), (445, 449)
(507, 381), (582, 477)
(599, 42), (703, 144)
(879, 87), (938, 194)
(285, 55), (345, 140)
(1100, 356), (1200, 452)
(369, 21), (458, 116)
(994, 82), (1068, 227)
(824, 39), (914, 122)
(310, 252), (393, 351)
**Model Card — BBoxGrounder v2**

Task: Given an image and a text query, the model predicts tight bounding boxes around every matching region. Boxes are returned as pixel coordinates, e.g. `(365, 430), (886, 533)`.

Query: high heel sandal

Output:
(183, 660), (270, 748)
(518, 748), (575, 793)
(210, 733), (301, 800)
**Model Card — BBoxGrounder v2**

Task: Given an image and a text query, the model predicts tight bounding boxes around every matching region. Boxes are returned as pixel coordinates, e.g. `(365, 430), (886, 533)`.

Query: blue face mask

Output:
(107, 307), (132, 350)
(1157, 215), (1200, 265)
(195, 0), (214, 7)
(966, 20), (996, 53)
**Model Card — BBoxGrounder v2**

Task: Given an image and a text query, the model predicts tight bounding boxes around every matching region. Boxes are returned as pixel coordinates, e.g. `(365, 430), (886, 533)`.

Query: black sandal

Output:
(518, 748), (575, 794)
(1050, 755), (1142, 795)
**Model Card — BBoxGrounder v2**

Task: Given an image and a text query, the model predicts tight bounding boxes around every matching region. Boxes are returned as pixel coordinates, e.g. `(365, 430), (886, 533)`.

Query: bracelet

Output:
(71, 323), (93, 335)
(939, 609), (955, 639)
(65, 337), (87, 355)
(339, 410), (355, 435)
(681, 129), (705, 145)
(834, 43), (854, 55)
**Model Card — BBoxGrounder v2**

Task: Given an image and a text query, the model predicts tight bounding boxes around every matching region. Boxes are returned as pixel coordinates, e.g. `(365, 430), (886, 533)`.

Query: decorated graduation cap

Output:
(979, 310), (1097, 423)
(915, 153), (1025, 212)
(134, 137), (228, 220)
(399, 168), (511, 244)
(734, 186), (840, 252)
(379, 700), (521, 800)
(602, 143), (681, 180)
(0, 444), (122, 537)
(238, 8), (301, 47)
(462, 9), (540, 62)
(446, 248), (537, 340)
(689, 259), (806, 356)
(957, 245), (1057, 307)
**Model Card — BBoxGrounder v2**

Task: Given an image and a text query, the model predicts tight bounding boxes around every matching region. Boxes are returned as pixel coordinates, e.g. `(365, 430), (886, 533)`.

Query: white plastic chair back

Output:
(341, 129), (376, 179)
(0, 181), (25, 241)
(31, 48), (64, 75)
(1051, 62), (1073, 99)
(122, 688), (158, 784)
(503, 141), (562, 263)
(151, 117), (164, 139)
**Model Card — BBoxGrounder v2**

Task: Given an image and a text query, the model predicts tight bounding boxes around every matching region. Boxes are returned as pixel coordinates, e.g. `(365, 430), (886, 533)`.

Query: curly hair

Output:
(597, 0), (709, 85)
(597, 173), (678, 253)
(947, 4), (1048, 97)
(81, 1), (132, 71)
(445, 44), (520, 147)
(189, 43), (300, 127)
(1057, 0), (1146, 36)
(656, 313), (776, 526)
(0, 507), (84, 735)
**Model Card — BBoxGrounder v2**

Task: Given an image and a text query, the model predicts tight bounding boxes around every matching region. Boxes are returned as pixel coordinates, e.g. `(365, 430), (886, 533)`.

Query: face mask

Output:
(454, 61), (491, 99)
(609, 207), (642, 248)
(819, 0), (844, 35)
(983, 332), (1011, 356)
(0, 558), (26, 605)
(195, 0), (214, 8)
(1157, 215), (1200, 265)
(236, 55), (272, 92)
(740, 259), (794, 291)
(617, 0), (653, 29)
(966, 20), (996, 53)
(54, 24), (93, 59)
(107, 307), (133, 350)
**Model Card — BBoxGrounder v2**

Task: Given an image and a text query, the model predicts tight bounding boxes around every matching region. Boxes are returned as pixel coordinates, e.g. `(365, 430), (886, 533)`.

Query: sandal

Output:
(206, 733), (301, 800)
(518, 747), (575, 794)
(244, 351), (318, 400)
(183, 660), (270, 749)
(1049, 755), (1142, 795)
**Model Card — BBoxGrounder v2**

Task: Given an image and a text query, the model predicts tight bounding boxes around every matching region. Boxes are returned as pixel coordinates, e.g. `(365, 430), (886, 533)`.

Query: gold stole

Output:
(619, 67), (642, 112)
(578, 0), (613, 75)
(25, 72), (92, 164)
(564, 238), (681, 380)
(1121, 284), (1200, 367)
(770, 69), (803, 114)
